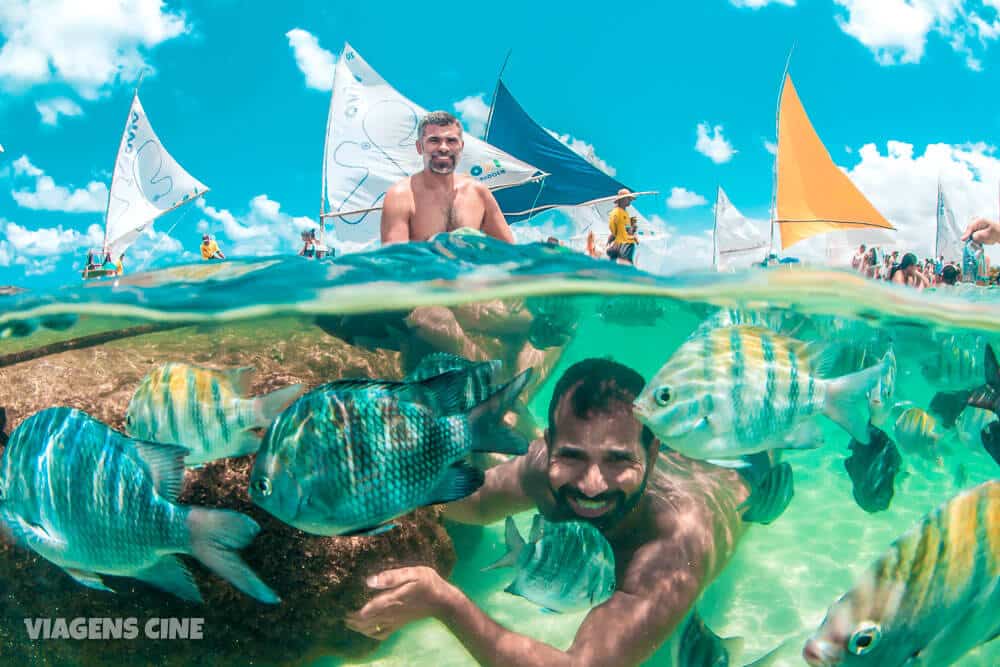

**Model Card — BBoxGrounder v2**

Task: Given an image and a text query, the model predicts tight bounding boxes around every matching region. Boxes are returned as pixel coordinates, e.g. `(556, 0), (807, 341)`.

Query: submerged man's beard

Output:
(550, 478), (647, 531)
(427, 152), (457, 174)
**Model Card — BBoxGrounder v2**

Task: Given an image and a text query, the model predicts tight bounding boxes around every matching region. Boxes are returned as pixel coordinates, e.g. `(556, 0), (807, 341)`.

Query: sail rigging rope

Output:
(133, 203), (198, 274)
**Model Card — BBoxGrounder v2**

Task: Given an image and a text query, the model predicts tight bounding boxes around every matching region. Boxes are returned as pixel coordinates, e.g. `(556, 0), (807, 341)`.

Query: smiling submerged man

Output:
(346, 358), (750, 667)
(381, 110), (515, 244)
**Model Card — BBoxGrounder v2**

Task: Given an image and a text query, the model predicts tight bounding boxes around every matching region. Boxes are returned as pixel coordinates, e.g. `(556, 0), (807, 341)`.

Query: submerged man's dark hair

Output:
(546, 358), (654, 450)
(418, 111), (462, 139)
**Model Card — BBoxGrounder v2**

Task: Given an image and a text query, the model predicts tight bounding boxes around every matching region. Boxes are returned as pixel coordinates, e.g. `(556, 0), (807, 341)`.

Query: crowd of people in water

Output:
(850, 238), (997, 289)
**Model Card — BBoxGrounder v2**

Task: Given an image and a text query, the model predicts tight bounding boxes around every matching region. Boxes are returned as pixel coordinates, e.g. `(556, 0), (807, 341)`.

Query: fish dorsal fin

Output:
(804, 340), (841, 378)
(131, 440), (190, 501)
(222, 366), (257, 396)
(986, 344), (999, 388)
(415, 369), (478, 415)
(527, 514), (544, 543)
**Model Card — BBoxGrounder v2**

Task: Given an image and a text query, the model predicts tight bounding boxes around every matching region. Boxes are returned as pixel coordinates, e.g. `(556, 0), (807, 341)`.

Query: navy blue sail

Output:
(486, 81), (630, 223)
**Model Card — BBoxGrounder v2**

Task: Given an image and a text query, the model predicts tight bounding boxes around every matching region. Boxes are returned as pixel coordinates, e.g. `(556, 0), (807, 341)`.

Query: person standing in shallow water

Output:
(381, 111), (516, 244)
(606, 188), (638, 265)
(346, 359), (750, 666)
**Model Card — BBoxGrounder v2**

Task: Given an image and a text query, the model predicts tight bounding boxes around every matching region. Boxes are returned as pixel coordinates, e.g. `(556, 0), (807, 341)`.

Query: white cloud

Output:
(730, 0), (796, 7)
(0, 0), (188, 98)
(696, 123), (737, 164)
(286, 28), (336, 91)
(197, 195), (316, 257)
(11, 155), (107, 212)
(667, 187), (709, 209)
(546, 130), (617, 177)
(764, 139), (778, 155)
(454, 93), (490, 138)
(0, 218), (102, 275)
(833, 0), (1000, 69)
(36, 97), (83, 126)
(634, 215), (716, 275)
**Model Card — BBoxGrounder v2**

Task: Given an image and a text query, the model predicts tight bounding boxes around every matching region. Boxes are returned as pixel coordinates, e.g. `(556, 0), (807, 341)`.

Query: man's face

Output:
(416, 122), (463, 174)
(545, 390), (651, 531)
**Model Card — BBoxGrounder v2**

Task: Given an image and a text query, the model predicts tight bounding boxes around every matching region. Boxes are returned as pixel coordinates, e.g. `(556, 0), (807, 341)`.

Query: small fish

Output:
(669, 609), (743, 667)
(0, 407), (278, 604)
(928, 389), (974, 429)
(804, 480), (1000, 667)
(967, 342), (1000, 415)
(738, 460), (794, 525)
(250, 369), (532, 536)
(954, 406), (995, 451)
(483, 515), (615, 614)
(634, 326), (887, 463)
(125, 363), (304, 466)
(597, 296), (665, 327)
(921, 333), (982, 388)
(843, 424), (902, 514)
(893, 407), (944, 465)
(524, 296), (578, 349)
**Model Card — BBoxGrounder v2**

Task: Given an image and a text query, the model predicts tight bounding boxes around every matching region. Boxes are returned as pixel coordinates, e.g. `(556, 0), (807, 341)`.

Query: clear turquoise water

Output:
(2, 232), (999, 666)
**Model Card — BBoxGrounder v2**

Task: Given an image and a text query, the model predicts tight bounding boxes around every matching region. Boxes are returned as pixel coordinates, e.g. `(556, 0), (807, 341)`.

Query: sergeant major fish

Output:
(249, 368), (532, 536)
(804, 480), (1000, 666)
(893, 407), (945, 466)
(405, 352), (503, 406)
(0, 407), (278, 604)
(484, 515), (615, 613)
(125, 363), (304, 466)
(633, 326), (887, 463)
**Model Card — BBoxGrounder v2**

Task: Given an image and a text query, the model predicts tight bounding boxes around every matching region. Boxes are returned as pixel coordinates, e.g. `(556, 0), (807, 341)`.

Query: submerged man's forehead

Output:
(553, 385), (643, 448)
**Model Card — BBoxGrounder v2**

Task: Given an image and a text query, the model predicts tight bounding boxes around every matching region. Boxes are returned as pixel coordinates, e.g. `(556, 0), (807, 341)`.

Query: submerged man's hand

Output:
(961, 218), (1000, 245)
(345, 566), (455, 641)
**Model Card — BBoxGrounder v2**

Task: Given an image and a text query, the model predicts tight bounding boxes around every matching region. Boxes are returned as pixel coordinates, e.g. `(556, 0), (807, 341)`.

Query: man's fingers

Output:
(367, 566), (427, 590)
(962, 218), (990, 241)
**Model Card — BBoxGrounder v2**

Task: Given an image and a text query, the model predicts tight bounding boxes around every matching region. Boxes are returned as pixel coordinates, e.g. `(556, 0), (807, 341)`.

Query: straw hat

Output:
(614, 188), (636, 204)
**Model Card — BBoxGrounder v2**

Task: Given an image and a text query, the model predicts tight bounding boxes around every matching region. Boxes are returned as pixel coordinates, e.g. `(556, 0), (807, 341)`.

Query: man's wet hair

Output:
(418, 111), (462, 139)
(547, 358), (654, 450)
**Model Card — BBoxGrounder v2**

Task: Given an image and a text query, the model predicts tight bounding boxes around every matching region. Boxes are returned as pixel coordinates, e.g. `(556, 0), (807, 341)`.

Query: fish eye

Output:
(253, 478), (272, 497)
(655, 387), (671, 406)
(848, 622), (882, 656)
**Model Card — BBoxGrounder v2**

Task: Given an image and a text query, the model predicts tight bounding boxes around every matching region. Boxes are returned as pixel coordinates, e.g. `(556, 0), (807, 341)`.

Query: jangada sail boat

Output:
(769, 75), (895, 260)
(316, 43), (544, 253)
(713, 186), (769, 272)
(936, 182), (963, 266)
(82, 88), (208, 280)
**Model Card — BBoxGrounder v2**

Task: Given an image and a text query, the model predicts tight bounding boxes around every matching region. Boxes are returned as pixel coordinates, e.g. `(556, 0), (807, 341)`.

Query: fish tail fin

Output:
(823, 356), (887, 444)
(468, 369), (533, 455)
(253, 384), (305, 427)
(482, 516), (525, 571)
(929, 390), (973, 428)
(187, 508), (280, 604)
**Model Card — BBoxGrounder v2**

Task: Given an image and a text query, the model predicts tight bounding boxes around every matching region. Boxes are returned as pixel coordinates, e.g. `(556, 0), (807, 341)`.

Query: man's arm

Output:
(479, 184), (515, 243)
(381, 182), (412, 245)
(437, 538), (702, 667)
(442, 440), (539, 525)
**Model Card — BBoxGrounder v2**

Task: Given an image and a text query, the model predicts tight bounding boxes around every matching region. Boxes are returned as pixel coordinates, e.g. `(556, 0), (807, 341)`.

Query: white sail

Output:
(936, 183), (963, 265)
(714, 187), (768, 271)
(322, 43), (542, 245)
(104, 94), (208, 259)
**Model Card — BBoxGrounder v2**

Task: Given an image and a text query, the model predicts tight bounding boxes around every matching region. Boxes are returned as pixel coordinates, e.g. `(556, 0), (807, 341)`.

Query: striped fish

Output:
(634, 326), (887, 463)
(955, 406), (995, 451)
(404, 352), (503, 408)
(893, 407), (944, 466)
(921, 333), (983, 388)
(804, 480), (1000, 666)
(0, 407), (278, 604)
(125, 363), (304, 466)
(484, 515), (615, 614)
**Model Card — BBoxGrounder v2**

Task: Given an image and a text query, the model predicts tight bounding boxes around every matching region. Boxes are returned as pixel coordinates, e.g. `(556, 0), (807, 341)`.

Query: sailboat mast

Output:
(318, 46), (341, 248)
(768, 44), (796, 261)
(103, 85), (143, 257)
(483, 49), (512, 141)
(712, 186), (720, 270)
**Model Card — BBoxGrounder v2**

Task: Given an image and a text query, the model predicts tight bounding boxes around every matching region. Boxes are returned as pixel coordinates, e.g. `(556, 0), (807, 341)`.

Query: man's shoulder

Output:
(455, 174), (490, 195)
(387, 175), (415, 197)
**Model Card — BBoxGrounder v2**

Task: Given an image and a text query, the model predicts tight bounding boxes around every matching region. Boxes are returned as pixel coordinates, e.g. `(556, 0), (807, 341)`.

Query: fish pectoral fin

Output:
(423, 462), (485, 506)
(253, 383), (306, 426)
(342, 524), (397, 537)
(133, 556), (202, 603)
(63, 568), (115, 593)
(130, 440), (189, 501)
(223, 366), (258, 396)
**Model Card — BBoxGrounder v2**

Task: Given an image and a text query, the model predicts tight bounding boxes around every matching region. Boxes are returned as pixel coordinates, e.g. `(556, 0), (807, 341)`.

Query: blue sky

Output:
(1, 0), (999, 289)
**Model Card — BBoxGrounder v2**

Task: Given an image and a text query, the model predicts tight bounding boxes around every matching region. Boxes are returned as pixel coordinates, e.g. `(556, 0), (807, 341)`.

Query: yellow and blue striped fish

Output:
(893, 407), (944, 465)
(125, 363), (303, 466)
(804, 480), (1000, 666)
(633, 325), (887, 463)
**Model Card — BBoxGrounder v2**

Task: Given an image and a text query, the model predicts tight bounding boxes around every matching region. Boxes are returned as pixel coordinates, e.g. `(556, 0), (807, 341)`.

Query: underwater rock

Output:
(0, 317), (457, 665)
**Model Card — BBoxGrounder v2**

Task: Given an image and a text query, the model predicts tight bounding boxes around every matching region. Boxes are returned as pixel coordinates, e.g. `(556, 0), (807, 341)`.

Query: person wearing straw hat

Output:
(607, 188), (638, 265)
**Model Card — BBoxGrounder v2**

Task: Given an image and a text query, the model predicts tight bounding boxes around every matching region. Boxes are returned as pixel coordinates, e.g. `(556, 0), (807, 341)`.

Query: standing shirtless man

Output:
(381, 111), (516, 244)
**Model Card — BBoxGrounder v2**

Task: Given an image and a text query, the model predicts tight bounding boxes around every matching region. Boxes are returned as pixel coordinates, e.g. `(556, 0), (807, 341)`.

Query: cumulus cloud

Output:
(454, 93), (490, 138)
(696, 123), (737, 164)
(546, 130), (618, 177)
(667, 187), (709, 209)
(0, 0), (188, 98)
(197, 195), (316, 257)
(286, 28), (336, 91)
(833, 0), (1000, 69)
(0, 219), (102, 274)
(764, 139), (778, 155)
(11, 155), (108, 212)
(634, 215), (716, 275)
(730, 0), (796, 7)
(36, 97), (83, 126)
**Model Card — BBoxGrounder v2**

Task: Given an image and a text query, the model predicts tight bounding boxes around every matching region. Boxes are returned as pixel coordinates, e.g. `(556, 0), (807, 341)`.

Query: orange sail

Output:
(775, 75), (894, 250)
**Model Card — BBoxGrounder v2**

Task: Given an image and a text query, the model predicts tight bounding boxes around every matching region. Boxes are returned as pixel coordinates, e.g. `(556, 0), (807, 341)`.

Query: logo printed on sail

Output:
(469, 159), (506, 181)
(125, 112), (140, 154)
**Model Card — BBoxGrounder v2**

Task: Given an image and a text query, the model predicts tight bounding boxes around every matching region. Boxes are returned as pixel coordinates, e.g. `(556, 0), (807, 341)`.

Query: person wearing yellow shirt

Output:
(606, 188), (638, 265)
(200, 233), (225, 260)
